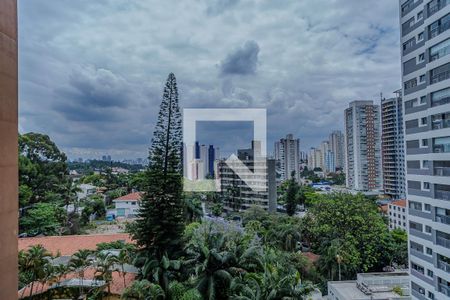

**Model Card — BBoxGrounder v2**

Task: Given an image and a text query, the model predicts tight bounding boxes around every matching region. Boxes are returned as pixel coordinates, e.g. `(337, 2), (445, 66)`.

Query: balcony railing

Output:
(434, 144), (450, 153)
(429, 0), (449, 17)
(432, 119), (450, 130)
(439, 283), (450, 296)
(435, 167), (450, 176)
(436, 214), (450, 225)
(437, 236), (450, 248)
(436, 190), (450, 200)
(438, 259), (450, 273)
(431, 70), (450, 84)
(432, 96), (450, 107)
(430, 21), (450, 39)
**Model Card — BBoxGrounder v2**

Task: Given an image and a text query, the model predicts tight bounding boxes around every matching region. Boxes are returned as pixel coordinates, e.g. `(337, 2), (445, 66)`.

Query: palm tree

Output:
(184, 197), (203, 223)
(94, 251), (118, 295)
(121, 279), (165, 300)
(185, 224), (263, 300)
(121, 279), (165, 299)
(116, 249), (132, 288)
(69, 249), (93, 295)
(20, 245), (52, 298)
(138, 252), (181, 295)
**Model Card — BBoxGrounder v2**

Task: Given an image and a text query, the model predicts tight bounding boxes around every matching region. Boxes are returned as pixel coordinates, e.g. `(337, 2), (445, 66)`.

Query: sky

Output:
(18, 0), (401, 160)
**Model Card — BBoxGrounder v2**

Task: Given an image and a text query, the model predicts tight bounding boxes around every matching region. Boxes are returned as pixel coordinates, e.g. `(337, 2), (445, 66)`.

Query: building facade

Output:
(400, 0), (450, 298)
(274, 134), (300, 181)
(329, 130), (345, 171)
(218, 142), (276, 212)
(0, 0), (18, 297)
(344, 101), (383, 191)
(389, 199), (408, 231)
(381, 95), (407, 199)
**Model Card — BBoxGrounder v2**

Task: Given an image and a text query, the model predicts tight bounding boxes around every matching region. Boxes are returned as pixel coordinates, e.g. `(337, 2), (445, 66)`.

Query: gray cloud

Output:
(206, 0), (240, 16)
(219, 41), (260, 76)
(18, 0), (401, 160)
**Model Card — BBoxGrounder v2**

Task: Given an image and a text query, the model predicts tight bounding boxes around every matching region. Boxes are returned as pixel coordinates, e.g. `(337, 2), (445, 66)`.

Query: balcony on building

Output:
(428, 0), (450, 17)
(436, 230), (450, 248)
(429, 13), (450, 40)
(438, 277), (450, 296)
(433, 136), (450, 153)
(434, 161), (450, 176)
(436, 207), (450, 225)
(437, 254), (450, 273)
(436, 184), (450, 200)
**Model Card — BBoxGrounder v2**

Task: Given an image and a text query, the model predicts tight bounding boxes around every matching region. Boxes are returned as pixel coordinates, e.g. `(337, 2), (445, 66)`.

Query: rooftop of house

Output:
(19, 233), (134, 256)
(390, 199), (406, 208)
(113, 192), (143, 202)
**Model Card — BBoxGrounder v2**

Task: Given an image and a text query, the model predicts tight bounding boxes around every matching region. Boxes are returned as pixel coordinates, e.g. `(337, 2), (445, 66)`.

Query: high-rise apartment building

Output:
(308, 147), (322, 170)
(400, 0), (450, 298)
(329, 130), (345, 171)
(381, 94), (406, 199)
(344, 101), (382, 191)
(274, 134), (300, 181)
(218, 141), (277, 212)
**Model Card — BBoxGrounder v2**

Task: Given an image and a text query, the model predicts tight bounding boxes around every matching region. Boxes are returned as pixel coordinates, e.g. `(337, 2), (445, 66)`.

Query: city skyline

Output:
(18, 0), (401, 160)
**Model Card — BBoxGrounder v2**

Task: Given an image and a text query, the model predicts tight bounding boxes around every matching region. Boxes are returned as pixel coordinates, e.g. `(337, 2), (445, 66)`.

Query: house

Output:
(76, 183), (97, 200)
(112, 192), (143, 218)
(388, 199), (407, 231)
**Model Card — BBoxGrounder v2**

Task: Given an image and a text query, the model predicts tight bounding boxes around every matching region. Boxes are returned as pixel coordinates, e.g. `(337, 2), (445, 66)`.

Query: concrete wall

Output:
(0, 0), (18, 298)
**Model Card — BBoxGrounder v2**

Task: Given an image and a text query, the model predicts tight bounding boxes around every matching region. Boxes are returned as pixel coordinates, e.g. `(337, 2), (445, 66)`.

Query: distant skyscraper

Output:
(319, 141), (330, 172)
(274, 134), (300, 181)
(324, 150), (335, 174)
(208, 145), (215, 177)
(195, 141), (200, 159)
(308, 147), (322, 170)
(381, 93), (406, 199)
(400, 0), (450, 298)
(329, 130), (345, 171)
(344, 100), (382, 191)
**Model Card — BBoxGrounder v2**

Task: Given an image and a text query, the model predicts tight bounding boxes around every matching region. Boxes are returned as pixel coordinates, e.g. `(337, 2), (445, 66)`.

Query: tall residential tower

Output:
(274, 134), (300, 181)
(381, 93), (406, 199)
(400, 0), (450, 298)
(344, 101), (383, 191)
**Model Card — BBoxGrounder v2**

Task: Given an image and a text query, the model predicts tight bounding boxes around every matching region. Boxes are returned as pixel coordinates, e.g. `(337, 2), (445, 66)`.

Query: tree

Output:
(131, 73), (185, 261)
(94, 252), (118, 294)
(19, 245), (52, 298)
(19, 133), (69, 206)
(308, 192), (392, 278)
(121, 280), (165, 300)
(285, 171), (299, 216)
(20, 202), (66, 235)
(69, 249), (93, 295)
(184, 196), (203, 223)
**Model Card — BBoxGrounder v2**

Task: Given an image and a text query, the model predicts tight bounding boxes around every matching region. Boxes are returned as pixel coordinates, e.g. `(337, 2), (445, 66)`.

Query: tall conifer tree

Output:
(132, 73), (185, 260)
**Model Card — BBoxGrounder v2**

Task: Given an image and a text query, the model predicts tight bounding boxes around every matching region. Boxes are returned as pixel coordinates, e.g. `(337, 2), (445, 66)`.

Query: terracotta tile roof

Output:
(113, 192), (143, 202)
(391, 199), (406, 208)
(302, 252), (320, 264)
(19, 233), (134, 256)
(19, 267), (136, 298)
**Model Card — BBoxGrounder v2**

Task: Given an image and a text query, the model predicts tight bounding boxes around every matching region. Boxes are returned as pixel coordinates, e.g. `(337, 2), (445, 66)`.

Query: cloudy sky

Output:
(18, 0), (401, 160)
